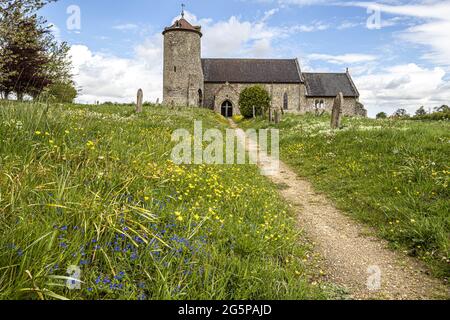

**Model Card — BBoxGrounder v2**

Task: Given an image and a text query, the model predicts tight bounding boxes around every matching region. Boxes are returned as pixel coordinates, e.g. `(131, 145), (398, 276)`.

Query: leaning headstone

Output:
(136, 89), (143, 113)
(331, 92), (343, 129)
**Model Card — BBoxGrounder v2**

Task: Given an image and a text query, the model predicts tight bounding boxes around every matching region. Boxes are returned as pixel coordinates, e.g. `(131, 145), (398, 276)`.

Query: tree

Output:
(434, 105), (449, 113)
(238, 86), (271, 118)
(393, 108), (409, 118)
(41, 81), (77, 103)
(415, 106), (427, 116)
(376, 112), (387, 119)
(0, 0), (71, 100)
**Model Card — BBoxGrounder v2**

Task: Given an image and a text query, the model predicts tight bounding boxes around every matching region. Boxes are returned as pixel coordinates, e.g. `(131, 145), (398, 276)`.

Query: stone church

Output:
(162, 13), (367, 117)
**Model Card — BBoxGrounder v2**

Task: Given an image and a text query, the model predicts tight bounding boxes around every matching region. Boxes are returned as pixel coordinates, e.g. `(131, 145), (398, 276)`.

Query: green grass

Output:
(241, 113), (450, 279)
(0, 102), (329, 300)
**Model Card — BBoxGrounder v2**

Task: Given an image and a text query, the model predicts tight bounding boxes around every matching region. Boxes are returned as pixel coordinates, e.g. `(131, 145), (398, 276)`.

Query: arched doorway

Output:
(221, 100), (233, 118)
(198, 89), (203, 107)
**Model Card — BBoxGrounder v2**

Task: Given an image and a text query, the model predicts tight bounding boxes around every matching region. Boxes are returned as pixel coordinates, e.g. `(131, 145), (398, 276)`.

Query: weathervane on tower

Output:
(181, 4), (185, 18)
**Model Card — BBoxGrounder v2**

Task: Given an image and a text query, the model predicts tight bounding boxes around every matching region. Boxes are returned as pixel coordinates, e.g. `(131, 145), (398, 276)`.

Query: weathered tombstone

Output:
(274, 110), (281, 124)
(331, 92), (343, 129)
(156, 98), (160, 105)
(136, 89), (143, 113)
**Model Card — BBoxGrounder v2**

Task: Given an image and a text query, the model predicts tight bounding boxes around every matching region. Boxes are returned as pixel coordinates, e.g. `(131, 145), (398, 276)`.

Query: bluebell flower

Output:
(114, 272), (125, 281)
(138, 293), (147, 300)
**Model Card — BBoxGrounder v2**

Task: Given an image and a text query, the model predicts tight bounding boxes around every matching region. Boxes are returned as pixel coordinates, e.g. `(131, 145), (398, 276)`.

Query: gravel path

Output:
(232, 121), (448, 300)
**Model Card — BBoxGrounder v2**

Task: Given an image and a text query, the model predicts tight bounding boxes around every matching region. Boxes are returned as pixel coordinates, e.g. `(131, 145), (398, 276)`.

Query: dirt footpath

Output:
(232, 121), (448, 300)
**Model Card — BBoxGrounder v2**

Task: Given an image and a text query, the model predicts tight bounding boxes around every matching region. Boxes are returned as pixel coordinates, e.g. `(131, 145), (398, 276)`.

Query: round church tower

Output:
(162, 12), (204, 107)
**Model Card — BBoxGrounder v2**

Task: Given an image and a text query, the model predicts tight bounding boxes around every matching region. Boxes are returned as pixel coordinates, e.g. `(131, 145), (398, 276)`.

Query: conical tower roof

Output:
(163, 17), (202, 36)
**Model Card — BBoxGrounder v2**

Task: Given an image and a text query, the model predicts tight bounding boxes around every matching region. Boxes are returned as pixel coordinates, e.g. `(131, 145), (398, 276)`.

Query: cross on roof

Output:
(181, 4), (185, 18)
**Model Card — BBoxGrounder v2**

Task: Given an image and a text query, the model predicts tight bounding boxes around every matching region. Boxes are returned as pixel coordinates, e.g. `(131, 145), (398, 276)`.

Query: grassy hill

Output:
(0, 102), (329, 300)
(240, 114), (449, 279)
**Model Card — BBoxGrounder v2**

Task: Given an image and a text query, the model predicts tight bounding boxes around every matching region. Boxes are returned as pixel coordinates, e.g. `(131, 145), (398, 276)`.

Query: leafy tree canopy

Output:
(238, 86), (271, 118)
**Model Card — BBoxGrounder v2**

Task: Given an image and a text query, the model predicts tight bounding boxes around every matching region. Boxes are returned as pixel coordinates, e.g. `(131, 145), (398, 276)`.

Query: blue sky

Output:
(40, 0), (450, 117)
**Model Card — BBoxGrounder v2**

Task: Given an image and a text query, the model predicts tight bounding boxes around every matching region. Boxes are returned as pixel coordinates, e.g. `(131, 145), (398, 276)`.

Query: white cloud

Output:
(203, 16), (278, 57)
(277, 0), (329, 5)
(292, 21), (330, 32)
(70, 34), (163, 104)
(337, 21), (362, 30)
(345, 1), (450, 67)
(308, 53), (377, 64)
(262, 8), (280, 22)
(113, 23), (139, 31)
(354, 63), (450, 117)
(178, 11), (281, 58)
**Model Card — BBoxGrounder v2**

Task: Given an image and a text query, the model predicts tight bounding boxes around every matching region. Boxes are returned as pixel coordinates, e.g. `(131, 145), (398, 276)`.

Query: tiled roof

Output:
(163, 18), (202, 36)
(202, 58), (303, 84)
(303, 73), (359, 98)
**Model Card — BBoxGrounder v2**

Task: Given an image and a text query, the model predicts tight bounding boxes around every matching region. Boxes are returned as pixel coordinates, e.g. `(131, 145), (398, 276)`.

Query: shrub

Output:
(238, 86), (271, 118)
(376, 112), (387, 119)
(415, 106), (427, 116)
(40, 82), (77, 103)
(393, 108), (410, 118)
(412, 111), (450, 121)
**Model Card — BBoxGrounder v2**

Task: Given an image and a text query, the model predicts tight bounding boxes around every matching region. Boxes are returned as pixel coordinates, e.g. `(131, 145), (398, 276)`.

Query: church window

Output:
(283, 93), (289, 110)
(174, 66), (177, 72)
(198, 89), (203, 107)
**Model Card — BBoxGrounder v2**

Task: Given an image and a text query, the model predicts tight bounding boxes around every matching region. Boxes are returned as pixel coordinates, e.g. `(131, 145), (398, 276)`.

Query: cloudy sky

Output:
(41, 0), (450, 117)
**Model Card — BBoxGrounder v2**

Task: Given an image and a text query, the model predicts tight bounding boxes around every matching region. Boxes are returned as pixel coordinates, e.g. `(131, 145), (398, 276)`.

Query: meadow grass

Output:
(241, 114), (449, 279)
(0, 102), (329, 300)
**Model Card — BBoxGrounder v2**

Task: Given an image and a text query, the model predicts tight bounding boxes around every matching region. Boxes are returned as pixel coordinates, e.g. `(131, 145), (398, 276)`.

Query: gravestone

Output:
(136, 89), (143, 113)
(331, 92), (343, 129)
(274, 110), (281, 124)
